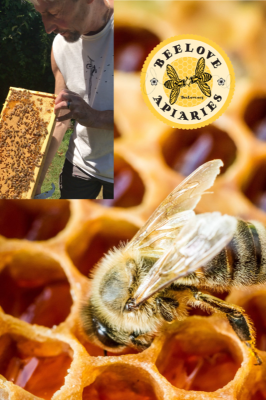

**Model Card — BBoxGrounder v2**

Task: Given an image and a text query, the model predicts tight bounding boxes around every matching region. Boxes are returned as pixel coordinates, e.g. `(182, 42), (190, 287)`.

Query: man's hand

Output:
(54, 89), (113, 130)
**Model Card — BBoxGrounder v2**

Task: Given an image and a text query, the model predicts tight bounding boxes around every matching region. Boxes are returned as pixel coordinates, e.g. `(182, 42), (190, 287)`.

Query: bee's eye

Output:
(92, 318), (121, 348)
(125, 298), (137, 312)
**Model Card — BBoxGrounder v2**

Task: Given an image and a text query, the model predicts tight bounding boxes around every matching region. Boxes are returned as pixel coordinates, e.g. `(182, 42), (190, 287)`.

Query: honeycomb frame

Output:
(0, 88), (56, 199)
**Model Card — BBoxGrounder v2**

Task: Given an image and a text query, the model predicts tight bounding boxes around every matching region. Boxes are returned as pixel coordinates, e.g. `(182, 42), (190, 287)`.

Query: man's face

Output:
(34, 0), (89, 42)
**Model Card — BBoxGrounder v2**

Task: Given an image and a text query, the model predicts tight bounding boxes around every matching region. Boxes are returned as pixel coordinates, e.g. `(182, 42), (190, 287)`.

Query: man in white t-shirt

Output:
(30, 0), (114, 199)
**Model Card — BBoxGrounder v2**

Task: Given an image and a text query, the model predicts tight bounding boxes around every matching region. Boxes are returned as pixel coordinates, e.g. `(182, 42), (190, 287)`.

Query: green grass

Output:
(42, 128), (73, 199)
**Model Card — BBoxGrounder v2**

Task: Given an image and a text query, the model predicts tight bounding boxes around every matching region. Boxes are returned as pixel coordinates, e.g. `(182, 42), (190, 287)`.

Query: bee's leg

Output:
(156, 297), (179, 322)
(191, 290), (262, 366)
(171, 283), (196, 292)
(129, 331), (153, 350)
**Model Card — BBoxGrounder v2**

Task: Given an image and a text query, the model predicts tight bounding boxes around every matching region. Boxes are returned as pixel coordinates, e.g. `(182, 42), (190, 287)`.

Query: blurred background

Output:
(112, 0), (266, 224)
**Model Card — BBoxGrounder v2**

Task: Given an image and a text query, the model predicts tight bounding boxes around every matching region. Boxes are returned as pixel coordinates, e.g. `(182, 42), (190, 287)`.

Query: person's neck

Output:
(84, 3), (113, 36)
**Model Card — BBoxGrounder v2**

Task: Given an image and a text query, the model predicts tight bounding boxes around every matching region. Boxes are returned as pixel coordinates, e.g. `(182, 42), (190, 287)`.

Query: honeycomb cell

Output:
(161, 125), (237, 176)
(114, 27), (160, 72)
(244, 97), (266, 141)
(0, 252), (72, 327)
(84, 341), (139, 357)
(98, 155), (145, 208)
(0, 200), (70, 240)
(82, 364), (158, 400)
(69, 219), (138, 277)
(0, 334), (72, 400)
(156, 319), (241, 392)
(251, 389), (266, 400)
(242, 162), (266, 212)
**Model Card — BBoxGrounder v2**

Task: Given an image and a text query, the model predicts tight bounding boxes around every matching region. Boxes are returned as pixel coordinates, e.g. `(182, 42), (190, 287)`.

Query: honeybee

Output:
(164, 64), (187, 104)
(189, 57), (212, 97)
(82, 159), (263, 365)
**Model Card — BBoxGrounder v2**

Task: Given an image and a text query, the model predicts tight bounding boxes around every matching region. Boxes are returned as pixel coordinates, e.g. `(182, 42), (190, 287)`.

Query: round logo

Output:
(141, 35), (235, 129)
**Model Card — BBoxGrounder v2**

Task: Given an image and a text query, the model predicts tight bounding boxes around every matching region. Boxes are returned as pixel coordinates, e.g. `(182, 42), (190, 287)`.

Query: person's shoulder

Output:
(53, 34), (64, 46)
(53, 34), (77, 55)
(53, 34), (65, 52)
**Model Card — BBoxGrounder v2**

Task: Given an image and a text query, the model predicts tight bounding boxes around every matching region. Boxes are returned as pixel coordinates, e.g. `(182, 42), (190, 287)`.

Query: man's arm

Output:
(35, 48), (71, 195)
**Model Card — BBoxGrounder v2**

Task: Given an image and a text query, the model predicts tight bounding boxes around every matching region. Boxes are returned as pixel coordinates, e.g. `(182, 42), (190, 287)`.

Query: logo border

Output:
(140, 34), (235, 130)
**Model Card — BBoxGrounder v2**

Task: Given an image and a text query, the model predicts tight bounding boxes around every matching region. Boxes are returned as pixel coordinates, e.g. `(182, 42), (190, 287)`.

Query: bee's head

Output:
(80, 247), (143, 351)
(81, 301), (126, 351)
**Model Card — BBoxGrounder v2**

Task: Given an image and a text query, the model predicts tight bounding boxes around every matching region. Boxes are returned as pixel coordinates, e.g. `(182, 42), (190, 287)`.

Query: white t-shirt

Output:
(53, 15), (114, 182)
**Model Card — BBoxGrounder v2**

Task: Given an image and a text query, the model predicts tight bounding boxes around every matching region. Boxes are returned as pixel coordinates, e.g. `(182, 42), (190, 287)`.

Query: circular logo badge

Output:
(141, 35), (235, 129)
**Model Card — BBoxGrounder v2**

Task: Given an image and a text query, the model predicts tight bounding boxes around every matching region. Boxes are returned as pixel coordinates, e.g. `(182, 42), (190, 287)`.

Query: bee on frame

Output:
(81, 159), (263, 365)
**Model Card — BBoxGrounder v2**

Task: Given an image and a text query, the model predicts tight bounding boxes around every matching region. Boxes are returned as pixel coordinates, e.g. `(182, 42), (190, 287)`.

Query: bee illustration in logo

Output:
(190, 57), (212, 97)
(164, 58), (212, 105)
(163, 64), (187, 104)
(82, 159), (263, 365)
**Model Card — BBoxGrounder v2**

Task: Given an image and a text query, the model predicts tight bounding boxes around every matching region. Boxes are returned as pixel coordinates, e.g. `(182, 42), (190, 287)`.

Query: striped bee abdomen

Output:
(225, 220), (265, 286)
(202, 219), (266, 289)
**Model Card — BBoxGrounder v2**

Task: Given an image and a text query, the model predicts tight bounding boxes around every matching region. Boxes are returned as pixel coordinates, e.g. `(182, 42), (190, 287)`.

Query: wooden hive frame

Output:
(0, 87), (56, 199)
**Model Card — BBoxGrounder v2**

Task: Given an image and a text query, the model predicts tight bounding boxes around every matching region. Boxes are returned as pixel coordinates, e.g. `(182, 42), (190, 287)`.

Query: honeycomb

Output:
(1, 1), (266, 399)
(0, 88), (56, 199)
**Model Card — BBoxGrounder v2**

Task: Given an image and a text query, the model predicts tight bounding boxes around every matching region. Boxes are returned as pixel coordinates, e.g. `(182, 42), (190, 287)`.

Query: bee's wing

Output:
(126, 160), (223, 257)
(166, 64), (180, 81)
(195, 57), (205, 77)
(134, 213), (237, 306)
(197, 81), (211, 97)
(169, 87), (180, 105)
